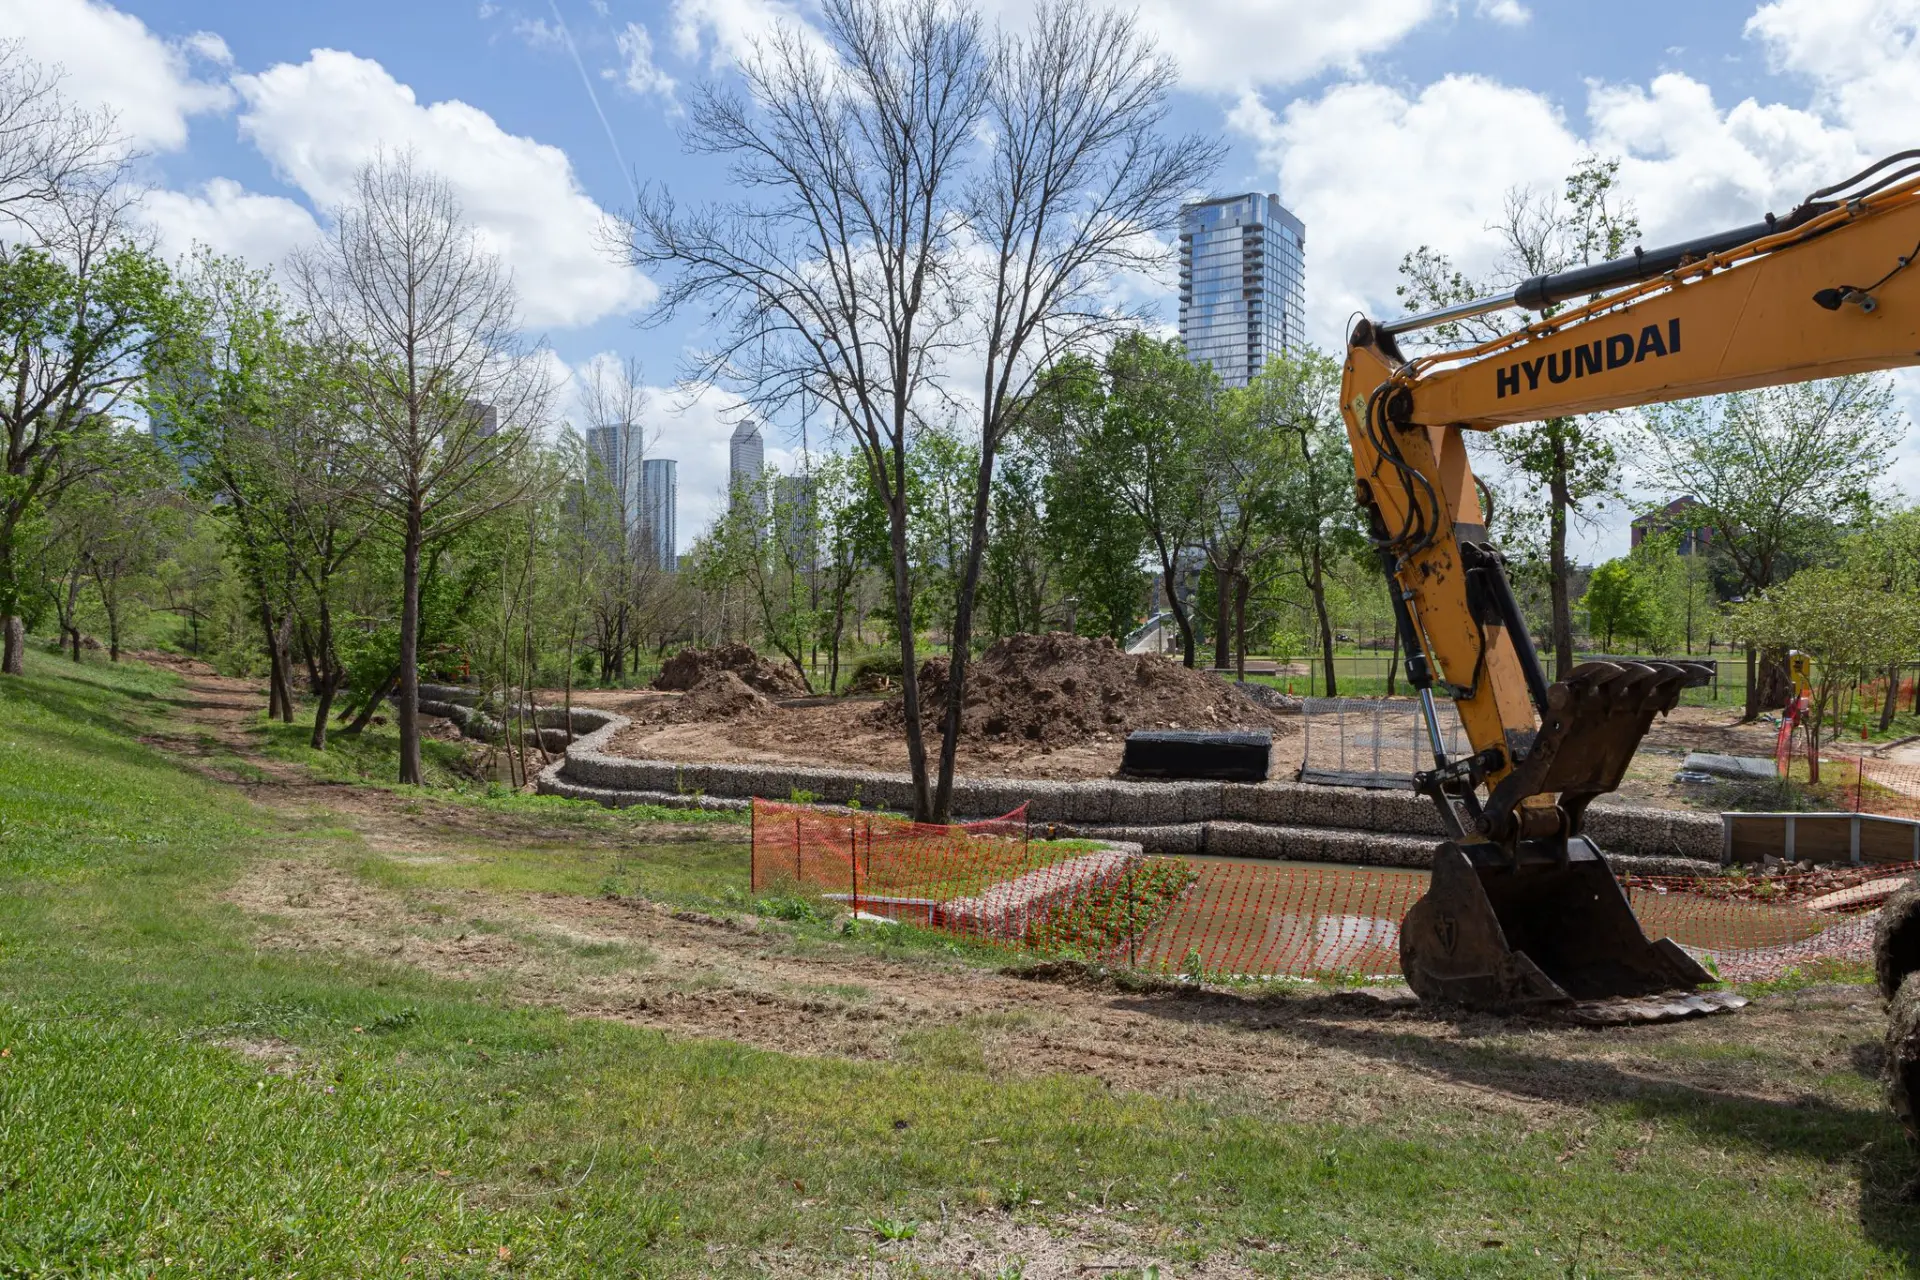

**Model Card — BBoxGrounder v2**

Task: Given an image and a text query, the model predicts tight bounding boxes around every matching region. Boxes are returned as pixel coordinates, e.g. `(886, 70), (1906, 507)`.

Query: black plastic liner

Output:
(1120, 729), (1272, 782)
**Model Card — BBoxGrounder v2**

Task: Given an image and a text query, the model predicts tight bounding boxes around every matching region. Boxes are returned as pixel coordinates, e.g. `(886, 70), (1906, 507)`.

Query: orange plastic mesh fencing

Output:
(750, 800), (1910, 983)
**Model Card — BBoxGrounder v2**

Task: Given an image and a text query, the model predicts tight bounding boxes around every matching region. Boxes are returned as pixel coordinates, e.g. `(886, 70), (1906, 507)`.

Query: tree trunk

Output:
(274, 613), (296, 722)
(888, 484), (932, 821)
(1234, 571), (1249, 682)
(309, 600), (336, 751)
(1308, 550), (1338, 698)
(1882, 662), (1901, 733)
(398, 505), (425, 786)
(1386, 625), (1400, 698)
(1212, 561), (1232, 671)
(1153, 541), (1196, 669)
(258, 597), (286, 721)
(932, 442), (1000, 825)
(1548, 433), (1574, 680)
(2, 615), (22, 676)
(1743, 643), (1759, 722)
(340, 667), (398, 736)
(1755, 648), (1792, 714)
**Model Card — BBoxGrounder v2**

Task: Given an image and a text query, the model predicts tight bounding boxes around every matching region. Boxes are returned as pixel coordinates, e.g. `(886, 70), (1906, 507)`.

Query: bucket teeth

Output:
(1400, 840), (1725, 1016)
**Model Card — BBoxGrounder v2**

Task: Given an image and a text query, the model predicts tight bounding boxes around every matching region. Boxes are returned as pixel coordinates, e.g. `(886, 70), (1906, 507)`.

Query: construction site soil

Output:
(578, 638), (1784, 802)
(600, 633), (1299, 780)
(652, 642), (807, 698)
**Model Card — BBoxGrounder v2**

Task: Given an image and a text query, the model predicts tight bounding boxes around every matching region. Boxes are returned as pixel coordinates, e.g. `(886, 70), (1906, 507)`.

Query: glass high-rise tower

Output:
(1177, 193), (1306, 387)
(639, 458), (678, 573)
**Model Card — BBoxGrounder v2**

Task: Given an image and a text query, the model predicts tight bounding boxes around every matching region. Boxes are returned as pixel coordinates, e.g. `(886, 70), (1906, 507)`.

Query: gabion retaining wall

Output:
(532, 708), (1720, 873)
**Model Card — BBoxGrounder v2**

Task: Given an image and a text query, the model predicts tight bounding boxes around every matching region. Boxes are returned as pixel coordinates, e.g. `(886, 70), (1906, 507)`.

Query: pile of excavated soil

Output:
(868, 632), (1292, 748)
(653, 643), (806, 699)
(638, 671), (773, 724)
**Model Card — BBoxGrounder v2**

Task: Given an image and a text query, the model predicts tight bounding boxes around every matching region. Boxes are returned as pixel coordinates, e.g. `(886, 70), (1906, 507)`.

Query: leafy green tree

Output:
(699, 464), (820, 692)
(978, 452), (1053, 643)
(1245, 349), (1364, 691)
(1581, 557), (1657, 651)
(1031, 357), (1144, 645)
(0, 239), (176, 673)
(1844, 507), (1920, 729)
(1639, 375), (1902, 717)
(1033, 336), (1214, 666)
(1730, 567), (1920, 781)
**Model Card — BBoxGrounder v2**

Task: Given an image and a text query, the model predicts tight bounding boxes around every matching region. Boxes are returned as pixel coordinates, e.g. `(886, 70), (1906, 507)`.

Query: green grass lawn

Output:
(4, 649), (1920, 1276)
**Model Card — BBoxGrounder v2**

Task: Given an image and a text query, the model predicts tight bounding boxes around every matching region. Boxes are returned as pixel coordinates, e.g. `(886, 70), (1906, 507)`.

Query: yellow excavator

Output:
(1342, 150), (1920, 1019)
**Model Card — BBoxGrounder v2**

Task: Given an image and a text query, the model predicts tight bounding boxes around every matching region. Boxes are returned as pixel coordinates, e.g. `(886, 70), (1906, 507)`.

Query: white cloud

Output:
(1475, 0), (1531, 24)
(141, 177), (323, 268)
(182, 31), (234, 67)
(231, 49), (655, 330)
(0, 0), (233, 151)
(614, 21), (677, 101)
(1746, 0), (1920, 155)
(671, 0), (1435, 92)
(1239, 74), (1580, 343)
(671, 0), (823, 68)
(512, 16), (568, 50)
(1056, 0), (1438, 91)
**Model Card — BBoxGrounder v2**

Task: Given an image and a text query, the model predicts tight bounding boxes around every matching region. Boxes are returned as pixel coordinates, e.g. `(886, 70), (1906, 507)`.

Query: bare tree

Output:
(928, 3), (1220, 818)
(622, 0), (1215, 820)
(0, 39), (125, 234)
(294, 153), (549, 784)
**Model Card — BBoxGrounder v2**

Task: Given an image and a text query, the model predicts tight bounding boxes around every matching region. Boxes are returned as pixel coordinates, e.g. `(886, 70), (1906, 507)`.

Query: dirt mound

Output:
(869, 632), (1290, 747)
(652, 644), (806, 699)
(639, 671), (773, 724)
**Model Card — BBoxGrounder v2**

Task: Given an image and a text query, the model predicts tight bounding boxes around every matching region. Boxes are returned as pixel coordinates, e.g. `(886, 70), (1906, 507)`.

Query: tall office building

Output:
(1177, 193), (1306, 387)
(772, 472), (817, 571)
(583, 422), (644, 523)
(729, 420), (765, 515)
(639, 457), (678, 572)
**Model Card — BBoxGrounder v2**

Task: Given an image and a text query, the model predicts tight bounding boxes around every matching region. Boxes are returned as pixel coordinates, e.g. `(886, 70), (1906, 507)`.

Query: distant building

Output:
(583, 422), (644, 524)
(639, 457), (678, 572)
(773, 473), (816, 570)
(729, 420), (765, 515)
(1631, 496), (1713, 556)
(1177, 192), (1306, 387)
(464, 400), (499, 439)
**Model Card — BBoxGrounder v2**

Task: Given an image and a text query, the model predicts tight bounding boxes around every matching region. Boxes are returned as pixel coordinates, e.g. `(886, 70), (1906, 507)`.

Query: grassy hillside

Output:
(0, 650), (1916, 1277)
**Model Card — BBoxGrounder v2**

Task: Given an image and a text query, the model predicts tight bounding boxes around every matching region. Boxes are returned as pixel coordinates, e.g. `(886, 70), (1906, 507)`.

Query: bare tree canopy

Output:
(619, 0), (1218, 820)
(0, 38), (126, 236)
(294, 151), (551, 784)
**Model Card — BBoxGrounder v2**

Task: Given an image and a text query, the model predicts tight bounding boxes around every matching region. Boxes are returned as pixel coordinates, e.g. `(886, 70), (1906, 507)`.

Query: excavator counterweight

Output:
(1344, 151), (1920, 1019)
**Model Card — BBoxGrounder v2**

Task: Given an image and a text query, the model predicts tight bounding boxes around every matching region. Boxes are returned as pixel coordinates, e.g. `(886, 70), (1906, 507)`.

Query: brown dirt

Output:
(872, 633), (1292, 748)
(653, 642), (807, 698)
(602, 636), (1301, 780)
(633, 671), (773, 725)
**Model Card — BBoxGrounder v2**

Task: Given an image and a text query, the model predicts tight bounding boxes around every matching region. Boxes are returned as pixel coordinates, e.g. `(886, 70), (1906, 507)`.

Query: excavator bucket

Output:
(1401, 841), (1745, 1022)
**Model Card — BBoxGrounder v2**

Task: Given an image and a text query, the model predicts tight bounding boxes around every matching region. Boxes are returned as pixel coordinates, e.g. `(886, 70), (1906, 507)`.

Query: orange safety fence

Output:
(750, 799), (1910, 983)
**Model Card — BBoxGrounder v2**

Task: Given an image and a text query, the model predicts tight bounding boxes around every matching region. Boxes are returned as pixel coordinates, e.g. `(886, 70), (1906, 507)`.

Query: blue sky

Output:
(8, 0), (1918, 554)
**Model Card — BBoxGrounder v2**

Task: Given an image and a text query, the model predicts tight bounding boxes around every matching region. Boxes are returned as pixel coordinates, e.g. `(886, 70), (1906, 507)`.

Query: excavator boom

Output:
(1342, 153), (1920, 1018)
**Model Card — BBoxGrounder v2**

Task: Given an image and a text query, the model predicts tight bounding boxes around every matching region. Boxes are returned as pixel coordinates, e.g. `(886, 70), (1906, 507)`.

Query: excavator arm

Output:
(1341, 152), (1920, 1016)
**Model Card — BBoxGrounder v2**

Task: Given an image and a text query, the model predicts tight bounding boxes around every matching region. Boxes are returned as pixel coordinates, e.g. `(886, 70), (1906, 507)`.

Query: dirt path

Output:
(142, 659), (1889, 1139)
